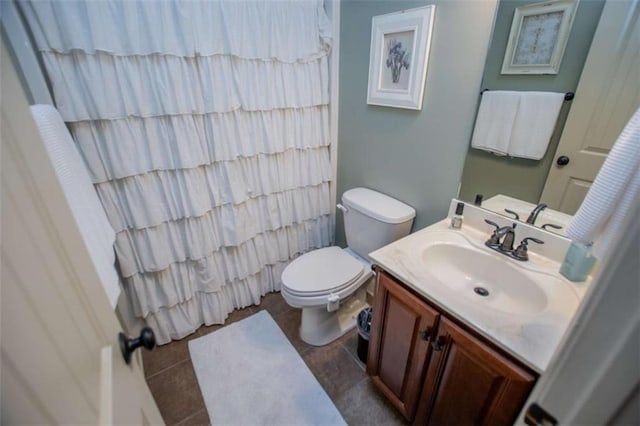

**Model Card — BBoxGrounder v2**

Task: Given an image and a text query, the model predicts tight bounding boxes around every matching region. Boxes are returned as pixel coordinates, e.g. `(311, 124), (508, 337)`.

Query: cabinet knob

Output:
(431, 336), (445, 351)
(420, 327), (431, 341)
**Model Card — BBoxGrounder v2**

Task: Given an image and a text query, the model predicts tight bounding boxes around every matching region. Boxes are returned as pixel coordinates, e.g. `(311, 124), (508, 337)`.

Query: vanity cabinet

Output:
(367, 270), (537, 425)
(367, 271), (440, 420)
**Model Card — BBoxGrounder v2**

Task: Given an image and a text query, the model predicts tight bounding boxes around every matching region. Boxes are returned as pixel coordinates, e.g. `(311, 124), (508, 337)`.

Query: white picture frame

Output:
(366, 6), (436, 110)
(501, 0), (577, 75)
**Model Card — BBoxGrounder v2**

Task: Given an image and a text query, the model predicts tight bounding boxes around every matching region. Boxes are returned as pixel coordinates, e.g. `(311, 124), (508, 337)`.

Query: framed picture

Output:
(501, 0), (577, 75)
(367, 6), (436, 110)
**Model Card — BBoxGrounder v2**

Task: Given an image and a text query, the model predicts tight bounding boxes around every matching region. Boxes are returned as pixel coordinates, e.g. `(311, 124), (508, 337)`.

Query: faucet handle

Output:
(513, 237), (544, 261)
(541, 223), (563, 231)
(521, 237), (544, 246)
(484, 219), (500, 230)
(504, 209), (520, 220)
(484, 220), (501, 246)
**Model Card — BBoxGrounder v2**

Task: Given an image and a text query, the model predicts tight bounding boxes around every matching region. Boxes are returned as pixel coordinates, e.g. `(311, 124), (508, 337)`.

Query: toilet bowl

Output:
(281, 188), (415, 346)
(281, 247), (373, 346)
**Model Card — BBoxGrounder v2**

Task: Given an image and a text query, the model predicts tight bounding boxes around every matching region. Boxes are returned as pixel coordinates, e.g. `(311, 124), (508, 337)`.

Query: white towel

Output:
(566, 106), (640, 258)
(471, 91), (521, 156)
(508, 92), (565, 160)
(30, 105), (120, 308)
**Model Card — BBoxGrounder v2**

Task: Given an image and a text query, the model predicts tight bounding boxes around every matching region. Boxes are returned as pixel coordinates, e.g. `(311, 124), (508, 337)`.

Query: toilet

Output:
(281, 187), (415, 346)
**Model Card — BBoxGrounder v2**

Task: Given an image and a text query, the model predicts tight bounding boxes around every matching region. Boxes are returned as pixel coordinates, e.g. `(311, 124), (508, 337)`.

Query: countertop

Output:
(369, 218), (588, 374)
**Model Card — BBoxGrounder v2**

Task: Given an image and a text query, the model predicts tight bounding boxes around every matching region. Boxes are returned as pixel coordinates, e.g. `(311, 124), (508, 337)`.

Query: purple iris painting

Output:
(385, 39), (410, 84)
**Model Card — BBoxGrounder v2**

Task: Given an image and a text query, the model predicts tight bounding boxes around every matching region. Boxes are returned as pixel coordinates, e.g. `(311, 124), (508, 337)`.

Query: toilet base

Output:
(299, 286), (368, 346)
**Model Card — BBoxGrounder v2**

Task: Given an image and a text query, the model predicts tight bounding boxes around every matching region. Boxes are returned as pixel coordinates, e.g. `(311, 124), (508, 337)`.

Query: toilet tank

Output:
(341, 188), (416, 260)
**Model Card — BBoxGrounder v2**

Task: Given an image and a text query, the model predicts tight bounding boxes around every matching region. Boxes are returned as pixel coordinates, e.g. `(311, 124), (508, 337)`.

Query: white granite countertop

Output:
(369, 215), (588, 374)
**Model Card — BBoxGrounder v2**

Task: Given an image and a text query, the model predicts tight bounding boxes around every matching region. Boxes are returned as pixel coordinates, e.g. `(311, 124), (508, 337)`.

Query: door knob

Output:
(556, 155), (570, 166)
(119, 327), (155, 364)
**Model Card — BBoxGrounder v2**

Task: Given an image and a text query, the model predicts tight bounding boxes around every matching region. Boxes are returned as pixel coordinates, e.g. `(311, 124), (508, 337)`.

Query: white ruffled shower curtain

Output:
(21, 0), (334, 344)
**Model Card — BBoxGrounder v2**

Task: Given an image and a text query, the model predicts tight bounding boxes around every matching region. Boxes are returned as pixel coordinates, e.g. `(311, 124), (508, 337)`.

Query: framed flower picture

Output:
(366, 6), (436, 110)
(501, 0), (577, 75)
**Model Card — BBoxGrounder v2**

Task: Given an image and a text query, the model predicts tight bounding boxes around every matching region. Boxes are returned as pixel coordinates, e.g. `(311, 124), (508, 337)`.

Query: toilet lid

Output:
(282, 247), (365, 296)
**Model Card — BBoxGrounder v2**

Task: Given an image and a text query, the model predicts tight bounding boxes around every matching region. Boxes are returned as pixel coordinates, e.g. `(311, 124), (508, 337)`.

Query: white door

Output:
(540, 0), (640, 214)
(0, 40), (164, 425)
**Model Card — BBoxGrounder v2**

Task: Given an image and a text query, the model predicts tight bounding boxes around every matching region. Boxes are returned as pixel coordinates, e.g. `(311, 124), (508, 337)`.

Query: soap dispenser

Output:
(560, 241), (597, 282)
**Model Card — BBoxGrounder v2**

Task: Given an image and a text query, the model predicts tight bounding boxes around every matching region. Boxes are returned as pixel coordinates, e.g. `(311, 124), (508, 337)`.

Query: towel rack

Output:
(480, 89), (574, 101)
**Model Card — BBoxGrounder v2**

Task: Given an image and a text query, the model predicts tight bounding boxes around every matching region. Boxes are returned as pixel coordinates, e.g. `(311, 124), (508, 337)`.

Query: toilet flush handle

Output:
(336, 204), (348, 214)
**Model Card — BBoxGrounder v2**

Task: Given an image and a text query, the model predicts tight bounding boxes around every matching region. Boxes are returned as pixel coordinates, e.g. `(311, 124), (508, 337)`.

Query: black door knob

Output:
(556, 155), (570, 166)
(119, 327), (155, 364)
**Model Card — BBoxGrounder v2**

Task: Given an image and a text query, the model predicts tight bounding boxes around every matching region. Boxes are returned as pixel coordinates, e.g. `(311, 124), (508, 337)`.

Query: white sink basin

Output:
(392, 229), (580, 320)
(369, 219), (584, 373)
(420, 243), (548, 315)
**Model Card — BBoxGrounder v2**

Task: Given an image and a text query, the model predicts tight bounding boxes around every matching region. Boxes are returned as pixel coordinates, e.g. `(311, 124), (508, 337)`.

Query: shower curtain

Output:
(21, 0), (334, 344)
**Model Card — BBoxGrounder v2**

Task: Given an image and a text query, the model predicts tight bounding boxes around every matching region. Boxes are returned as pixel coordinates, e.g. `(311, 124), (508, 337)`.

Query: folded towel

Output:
(508, 92), (565, 160)
(566, 106), (640, 258)
(471, 91), (521, 156)
(30, 104), (120, 308)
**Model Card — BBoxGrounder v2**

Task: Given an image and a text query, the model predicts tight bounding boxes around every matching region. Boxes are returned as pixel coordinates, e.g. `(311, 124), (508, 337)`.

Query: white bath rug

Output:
(189, 310), (346, 425)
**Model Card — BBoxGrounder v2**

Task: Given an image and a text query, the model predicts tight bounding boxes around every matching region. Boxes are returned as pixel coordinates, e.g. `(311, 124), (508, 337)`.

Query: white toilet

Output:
(281, 187), (415, 346)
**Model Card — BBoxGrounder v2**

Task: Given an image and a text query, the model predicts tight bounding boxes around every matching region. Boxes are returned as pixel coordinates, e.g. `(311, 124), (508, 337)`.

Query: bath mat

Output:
(189, 310), (346, 425)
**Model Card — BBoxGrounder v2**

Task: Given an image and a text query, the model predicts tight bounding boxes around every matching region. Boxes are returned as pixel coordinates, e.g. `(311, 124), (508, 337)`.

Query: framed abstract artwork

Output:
(366, 6), (436, 110)
(501, 0), (577, 75)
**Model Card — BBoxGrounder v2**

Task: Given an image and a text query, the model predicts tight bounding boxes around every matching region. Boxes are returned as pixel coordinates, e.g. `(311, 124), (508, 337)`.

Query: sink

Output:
(369, 219), (584, 372)
(419, 241), (549, 316)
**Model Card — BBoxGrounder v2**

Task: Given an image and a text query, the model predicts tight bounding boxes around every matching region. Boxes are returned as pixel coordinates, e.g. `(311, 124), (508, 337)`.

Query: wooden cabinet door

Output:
(416, 317), (536, 426)
(367, 271), (440, 421)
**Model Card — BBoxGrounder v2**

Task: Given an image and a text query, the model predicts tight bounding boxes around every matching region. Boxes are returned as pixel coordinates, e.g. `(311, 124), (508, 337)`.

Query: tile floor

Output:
(143, 292), (407, 425)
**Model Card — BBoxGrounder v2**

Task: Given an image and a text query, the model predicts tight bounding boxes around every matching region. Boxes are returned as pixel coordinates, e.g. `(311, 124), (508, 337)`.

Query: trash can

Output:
(356, 307), (373, 364)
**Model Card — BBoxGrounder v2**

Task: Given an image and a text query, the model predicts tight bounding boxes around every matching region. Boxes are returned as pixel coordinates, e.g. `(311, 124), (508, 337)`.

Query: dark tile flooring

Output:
(143, 292), (406, 425)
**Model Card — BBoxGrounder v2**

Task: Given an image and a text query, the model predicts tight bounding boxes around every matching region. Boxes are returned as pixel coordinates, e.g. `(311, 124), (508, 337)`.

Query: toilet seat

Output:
(281, 246), (374, 345)
(281, 247), (365, 297)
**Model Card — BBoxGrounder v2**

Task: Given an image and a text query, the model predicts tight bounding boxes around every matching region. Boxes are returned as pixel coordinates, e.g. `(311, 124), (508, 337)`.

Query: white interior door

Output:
(540, 0), (640, 214)
(0, 40), (163, 425)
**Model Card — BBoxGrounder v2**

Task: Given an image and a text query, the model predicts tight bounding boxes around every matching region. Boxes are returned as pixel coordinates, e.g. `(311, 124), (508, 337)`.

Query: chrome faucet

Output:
(498, 224), (517, 252)
(484, 219), (544, 261)
(484, 220), (517, 251)
(526, 203), (547, 225)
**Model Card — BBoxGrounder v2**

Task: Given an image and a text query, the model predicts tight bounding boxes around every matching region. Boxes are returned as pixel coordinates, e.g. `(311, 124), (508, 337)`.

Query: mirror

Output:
(475, 194), (572, 236)
(456, 0), (607, 235)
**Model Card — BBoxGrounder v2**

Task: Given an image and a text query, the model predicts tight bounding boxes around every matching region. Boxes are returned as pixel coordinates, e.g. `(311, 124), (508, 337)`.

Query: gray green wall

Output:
(336, 0), (499, 245)
(458, 0), (605, 205)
